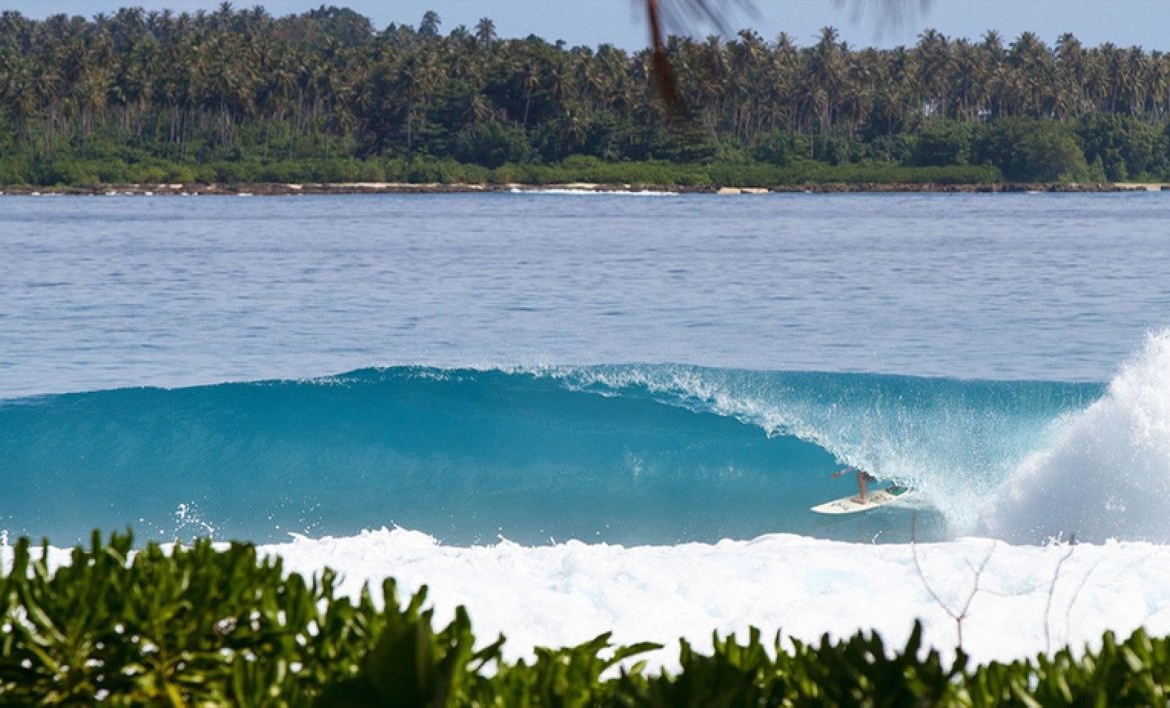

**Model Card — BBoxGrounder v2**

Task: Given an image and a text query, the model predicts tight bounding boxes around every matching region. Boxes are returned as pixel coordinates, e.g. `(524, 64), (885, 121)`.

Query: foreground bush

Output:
(2, 532), (1169, 705)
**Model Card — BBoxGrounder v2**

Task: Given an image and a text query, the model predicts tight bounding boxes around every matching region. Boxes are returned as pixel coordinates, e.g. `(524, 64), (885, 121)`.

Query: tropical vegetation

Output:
(2, 4), (1170, 187)
(4, 531), (1170, 705)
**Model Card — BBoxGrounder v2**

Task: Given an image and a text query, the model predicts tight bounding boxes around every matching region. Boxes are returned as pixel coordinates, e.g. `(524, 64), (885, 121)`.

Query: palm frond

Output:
(643, 0), (924, 110)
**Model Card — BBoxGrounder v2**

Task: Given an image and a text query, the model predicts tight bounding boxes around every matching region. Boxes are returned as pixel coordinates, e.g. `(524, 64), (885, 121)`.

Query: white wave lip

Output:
(982, 329), (1170, 543)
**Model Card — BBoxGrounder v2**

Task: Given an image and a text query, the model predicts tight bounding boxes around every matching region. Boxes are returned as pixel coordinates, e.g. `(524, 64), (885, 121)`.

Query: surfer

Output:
(831, 465), (877, 503)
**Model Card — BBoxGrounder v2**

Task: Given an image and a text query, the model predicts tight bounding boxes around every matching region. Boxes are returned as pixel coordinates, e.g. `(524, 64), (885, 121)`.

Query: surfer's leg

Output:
(855, 470), (868, 502)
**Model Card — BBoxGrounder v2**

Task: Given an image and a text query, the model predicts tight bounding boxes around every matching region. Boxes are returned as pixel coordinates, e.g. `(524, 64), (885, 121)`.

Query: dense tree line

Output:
(2, 3), (1170, 185)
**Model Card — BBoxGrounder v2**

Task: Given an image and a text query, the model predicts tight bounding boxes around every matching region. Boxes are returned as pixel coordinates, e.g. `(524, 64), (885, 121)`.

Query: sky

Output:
(7, 0), (1170, 52)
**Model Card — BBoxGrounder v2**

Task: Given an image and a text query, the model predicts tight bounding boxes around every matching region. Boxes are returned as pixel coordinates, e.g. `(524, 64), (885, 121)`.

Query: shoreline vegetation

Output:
(6, 531), (1170, 705)
(4, 7), (1170, 192)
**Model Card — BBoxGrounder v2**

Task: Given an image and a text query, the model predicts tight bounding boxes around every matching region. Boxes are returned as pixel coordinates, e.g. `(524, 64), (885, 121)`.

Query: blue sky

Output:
(8, 1), (1170, 51)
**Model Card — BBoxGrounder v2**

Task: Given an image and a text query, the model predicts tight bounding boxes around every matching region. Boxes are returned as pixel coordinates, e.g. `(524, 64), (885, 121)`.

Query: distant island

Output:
(0, 5), (1168, 191)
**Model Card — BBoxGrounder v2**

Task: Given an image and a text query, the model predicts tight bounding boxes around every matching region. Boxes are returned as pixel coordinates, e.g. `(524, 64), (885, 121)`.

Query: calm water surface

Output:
(2, 191), (1168, 398)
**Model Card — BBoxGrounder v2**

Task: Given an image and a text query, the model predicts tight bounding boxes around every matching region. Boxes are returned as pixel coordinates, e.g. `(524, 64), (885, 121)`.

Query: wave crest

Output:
(982, 330), (1170, 543)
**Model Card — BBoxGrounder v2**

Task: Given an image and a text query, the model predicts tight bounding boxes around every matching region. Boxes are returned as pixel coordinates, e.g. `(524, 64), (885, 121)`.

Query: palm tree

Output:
(1006, 32), (1054, 118)
(642, 0), (914, 108)
(419, 10), (441, 39)
(767, 32), (801, 132)
(475, 18), (497, 48)
(948, 38), (986, 122)
(980, 30), (1009, 118)
(1054, 33), (1088, 119)
(5, 0), (1170, 184)
(914, 29), (951, 120)
(805, 26), (846, 135)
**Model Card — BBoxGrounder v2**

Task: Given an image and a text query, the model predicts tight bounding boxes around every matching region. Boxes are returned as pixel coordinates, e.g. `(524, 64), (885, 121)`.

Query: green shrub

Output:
(974, 119), (1089, 182)
(5, 531), (1170, 705)
(0, 156), (32, 185)
(1077, 114), (1166, 181)
(0, 531), (378, 704)
(911, 120), (975, 167)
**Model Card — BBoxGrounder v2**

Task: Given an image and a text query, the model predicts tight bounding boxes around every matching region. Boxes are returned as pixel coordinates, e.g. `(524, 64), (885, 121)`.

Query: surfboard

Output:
(810, 485), (911, 515)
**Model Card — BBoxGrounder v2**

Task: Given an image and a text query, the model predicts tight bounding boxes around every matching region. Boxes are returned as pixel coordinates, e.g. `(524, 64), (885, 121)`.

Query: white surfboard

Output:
(810, 485), (911, 515)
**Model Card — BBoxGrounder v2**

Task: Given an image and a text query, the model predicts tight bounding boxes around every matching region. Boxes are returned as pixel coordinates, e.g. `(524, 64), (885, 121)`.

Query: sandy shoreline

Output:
(0, 180), (1164, 196)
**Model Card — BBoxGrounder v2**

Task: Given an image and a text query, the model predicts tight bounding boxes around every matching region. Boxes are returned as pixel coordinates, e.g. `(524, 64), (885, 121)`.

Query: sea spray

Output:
(982, 329), (1170, 543)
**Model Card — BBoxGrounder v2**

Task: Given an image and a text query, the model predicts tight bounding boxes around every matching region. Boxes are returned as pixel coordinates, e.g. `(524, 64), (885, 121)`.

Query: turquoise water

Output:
(2, 192), (1169, 545)
(0, 365), (1102, 544)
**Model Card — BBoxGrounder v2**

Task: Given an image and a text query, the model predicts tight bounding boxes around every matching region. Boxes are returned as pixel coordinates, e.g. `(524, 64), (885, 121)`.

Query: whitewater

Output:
(3, 191), (1170, 669)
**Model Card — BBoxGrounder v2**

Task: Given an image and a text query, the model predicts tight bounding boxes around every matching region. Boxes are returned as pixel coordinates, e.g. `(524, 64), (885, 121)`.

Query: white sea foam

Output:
(6, 526), (1170, 669)
(7, 528), (1166, 670)
(508, 187), (679, 196)
(262, 529), (1170, 669)
(982, 330), (1170, 543)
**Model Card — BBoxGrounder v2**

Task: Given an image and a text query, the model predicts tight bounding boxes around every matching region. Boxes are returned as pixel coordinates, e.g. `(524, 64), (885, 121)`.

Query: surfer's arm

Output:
(830, 465), (855, 479)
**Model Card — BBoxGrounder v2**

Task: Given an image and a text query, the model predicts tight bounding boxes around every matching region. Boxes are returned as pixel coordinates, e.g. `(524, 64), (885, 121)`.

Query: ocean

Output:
(2, 190), (1169, 667)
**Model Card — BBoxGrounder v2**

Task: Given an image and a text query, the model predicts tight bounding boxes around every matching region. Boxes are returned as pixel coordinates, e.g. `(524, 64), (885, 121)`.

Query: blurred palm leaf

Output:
(645, 0), (749, 110)
(644, 0), (924, 110)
